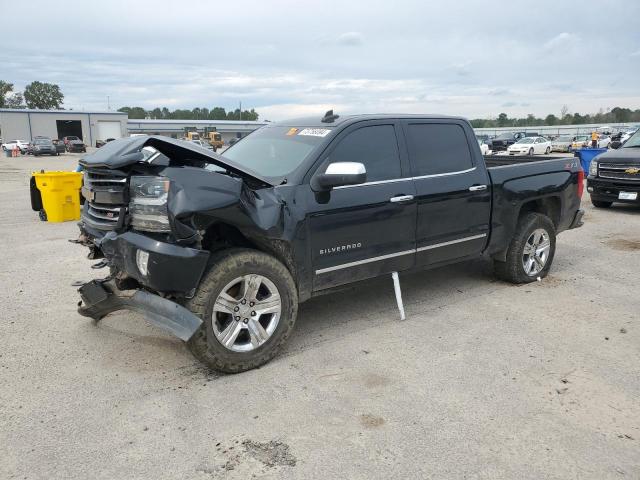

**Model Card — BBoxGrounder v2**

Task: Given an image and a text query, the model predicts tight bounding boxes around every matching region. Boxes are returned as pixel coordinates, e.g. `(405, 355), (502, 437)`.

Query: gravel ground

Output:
(1, 154), (639, 480)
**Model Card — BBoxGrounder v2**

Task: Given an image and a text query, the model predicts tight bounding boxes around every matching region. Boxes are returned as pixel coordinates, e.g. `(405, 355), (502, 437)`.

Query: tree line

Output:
(470, 106), (640, 129)
(118, 106), (259, 121)
(0, 80), (64, 109)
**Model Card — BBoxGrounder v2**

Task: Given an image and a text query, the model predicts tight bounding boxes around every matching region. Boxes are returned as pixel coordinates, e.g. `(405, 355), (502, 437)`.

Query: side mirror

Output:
(312, 162), (367, 191)
(610, 141), (621, 149)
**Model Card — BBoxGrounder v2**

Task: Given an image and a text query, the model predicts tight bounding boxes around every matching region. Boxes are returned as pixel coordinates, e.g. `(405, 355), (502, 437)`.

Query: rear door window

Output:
(405, 123), (474, 176)
(329, 124), (401, 182)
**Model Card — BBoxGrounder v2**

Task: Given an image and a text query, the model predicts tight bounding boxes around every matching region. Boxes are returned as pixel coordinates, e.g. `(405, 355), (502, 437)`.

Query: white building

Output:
(0, 109), (127, 146)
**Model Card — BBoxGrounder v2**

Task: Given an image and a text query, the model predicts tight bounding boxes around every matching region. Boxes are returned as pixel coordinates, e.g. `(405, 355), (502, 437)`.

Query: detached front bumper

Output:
(98, 230), (210, 294)
(78, 279), (202, 341)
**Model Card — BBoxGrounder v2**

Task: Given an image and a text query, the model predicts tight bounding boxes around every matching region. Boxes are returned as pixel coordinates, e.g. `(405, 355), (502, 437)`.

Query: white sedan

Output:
(507, 136), (552, 155)
(478, 139), (492, 155)
(1, 139), (30, 153)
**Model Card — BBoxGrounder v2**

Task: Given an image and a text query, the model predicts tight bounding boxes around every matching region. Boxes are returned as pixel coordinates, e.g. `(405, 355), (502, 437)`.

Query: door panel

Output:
(402, 121), (491, 266)
(307, 181), (417, 290)
(306, 122), (417, 291)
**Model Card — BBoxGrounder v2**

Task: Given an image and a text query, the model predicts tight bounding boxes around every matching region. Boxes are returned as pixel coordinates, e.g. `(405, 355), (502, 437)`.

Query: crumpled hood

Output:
(79, 135), (274, 186)
(595, 147), (640, 164)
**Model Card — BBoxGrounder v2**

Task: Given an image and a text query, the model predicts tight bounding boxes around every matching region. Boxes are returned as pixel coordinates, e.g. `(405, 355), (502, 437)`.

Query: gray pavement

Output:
(1, 154), (639, 479)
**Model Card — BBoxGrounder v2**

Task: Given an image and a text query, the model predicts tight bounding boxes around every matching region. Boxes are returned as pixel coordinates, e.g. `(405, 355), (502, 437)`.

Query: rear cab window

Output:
(404, 123), (474, 176)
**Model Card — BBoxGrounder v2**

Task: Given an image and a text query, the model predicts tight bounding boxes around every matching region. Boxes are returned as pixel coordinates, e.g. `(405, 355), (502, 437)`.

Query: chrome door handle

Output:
(469, 185), (487, 192)
(390, 195), (414, 203)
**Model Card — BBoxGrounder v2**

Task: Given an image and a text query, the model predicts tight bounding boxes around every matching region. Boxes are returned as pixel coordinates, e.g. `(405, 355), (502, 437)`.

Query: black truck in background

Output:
(587, 129), (640, 208)
(75, 113), (584, 373)
(486, 131), (539, 151)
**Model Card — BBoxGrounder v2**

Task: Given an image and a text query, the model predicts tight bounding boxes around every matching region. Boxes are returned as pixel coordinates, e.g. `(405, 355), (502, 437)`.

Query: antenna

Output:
(321, 109), (339, 123)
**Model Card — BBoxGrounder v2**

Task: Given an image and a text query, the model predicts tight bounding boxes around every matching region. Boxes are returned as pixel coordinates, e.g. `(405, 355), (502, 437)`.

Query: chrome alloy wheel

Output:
(522, 228), (551, 276)
(211, 274), (281, 352)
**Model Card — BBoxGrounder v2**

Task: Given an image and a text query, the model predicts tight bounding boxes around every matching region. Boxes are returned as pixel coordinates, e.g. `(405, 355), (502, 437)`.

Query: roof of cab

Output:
(273, 113), (467, 128)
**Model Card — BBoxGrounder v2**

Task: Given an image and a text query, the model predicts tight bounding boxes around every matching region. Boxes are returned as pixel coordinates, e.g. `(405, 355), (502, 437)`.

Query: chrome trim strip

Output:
(333, 167), (478, 190)
(315, 249), (415, 274)
(315, 233), (488, 274)
(416, 233), (487, 252)
(412, 167), (476, 181)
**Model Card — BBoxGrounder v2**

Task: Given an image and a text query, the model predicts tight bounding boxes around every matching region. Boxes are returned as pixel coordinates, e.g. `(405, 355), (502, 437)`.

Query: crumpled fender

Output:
(162, 166), (286, 243)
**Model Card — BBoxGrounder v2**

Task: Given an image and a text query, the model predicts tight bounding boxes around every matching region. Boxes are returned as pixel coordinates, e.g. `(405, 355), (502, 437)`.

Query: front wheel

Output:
(494, 213), (556, 284)
(186, 249), (298, 373)
(528, 148), (534, 155)
(545, 146), (551, 154)
(591, 199), (612, 208)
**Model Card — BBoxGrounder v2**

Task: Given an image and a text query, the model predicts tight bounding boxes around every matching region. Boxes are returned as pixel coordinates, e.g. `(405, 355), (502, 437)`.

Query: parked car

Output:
(1, 139), (30, 153)
(507, 136), (552, 155)
(587, 129), (640, 208)
(551, 135), (574, 152)
(486, 132), (538, 151)
(32, 138), (59, 156)
(597, 136), (611, 149)
(571, 135), (590, 150)
(478, 139), (491, 155)
(62, 136), (81, 146)
(75, 113), (584, 373)
(52, 139), (67, 154)
(67, 139), (87, 153)
(96, 138), (116, 148)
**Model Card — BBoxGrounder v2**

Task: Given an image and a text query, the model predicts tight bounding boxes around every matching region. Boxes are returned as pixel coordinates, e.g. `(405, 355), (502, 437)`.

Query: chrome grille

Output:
(82, 169), (128, 230)
(599, 164), (640, 182)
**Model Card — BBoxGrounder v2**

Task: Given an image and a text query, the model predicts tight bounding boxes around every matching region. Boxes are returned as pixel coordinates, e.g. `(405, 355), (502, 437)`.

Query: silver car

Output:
(551, 135), (574, 152)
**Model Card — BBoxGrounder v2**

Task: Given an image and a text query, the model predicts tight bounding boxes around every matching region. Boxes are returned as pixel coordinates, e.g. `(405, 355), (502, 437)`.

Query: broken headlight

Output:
(129, 176), (171, 232)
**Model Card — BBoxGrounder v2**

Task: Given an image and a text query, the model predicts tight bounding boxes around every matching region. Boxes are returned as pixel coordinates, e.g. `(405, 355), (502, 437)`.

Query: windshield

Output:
(575, 136), (588, 141)
(623, 130), (640, 147)
(516, 138), (534, 144)
(34, 139), (51, 145)
(556, 136), (572, 142)
(222, 125), (331, 177)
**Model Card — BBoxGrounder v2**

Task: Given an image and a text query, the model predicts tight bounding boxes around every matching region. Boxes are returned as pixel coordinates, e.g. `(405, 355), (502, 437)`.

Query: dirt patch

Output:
(242, 440), (297, 467)
(363, 373), (390, 388)
(606, 239), (640, 251)
(359, 413), (385, 428)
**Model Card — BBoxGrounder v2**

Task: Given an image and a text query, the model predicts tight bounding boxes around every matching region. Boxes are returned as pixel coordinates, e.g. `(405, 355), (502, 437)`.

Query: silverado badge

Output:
(624, 167), (640, 175)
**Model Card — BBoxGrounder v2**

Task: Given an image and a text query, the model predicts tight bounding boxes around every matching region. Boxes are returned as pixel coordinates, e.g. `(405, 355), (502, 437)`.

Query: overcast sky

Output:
(3, 0), (639, 120)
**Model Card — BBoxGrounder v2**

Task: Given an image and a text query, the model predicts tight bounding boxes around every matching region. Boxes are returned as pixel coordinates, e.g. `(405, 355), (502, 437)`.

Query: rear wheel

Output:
(186, 249), (298, 373)
(494, 213), (556, 284)
(591, 199), (612, 208)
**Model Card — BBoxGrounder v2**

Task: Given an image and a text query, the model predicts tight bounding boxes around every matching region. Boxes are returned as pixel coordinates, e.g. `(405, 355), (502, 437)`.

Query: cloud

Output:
(543, 32), (576, 50)
(631, 50), (640, 57)
(336, 32), (364, 47)
(2, 0), (639, 120)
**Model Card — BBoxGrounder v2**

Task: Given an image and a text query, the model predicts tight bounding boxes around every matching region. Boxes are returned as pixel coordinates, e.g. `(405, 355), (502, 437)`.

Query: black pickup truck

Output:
(587, 130), (640, 208)
(76, 113), (584, 373)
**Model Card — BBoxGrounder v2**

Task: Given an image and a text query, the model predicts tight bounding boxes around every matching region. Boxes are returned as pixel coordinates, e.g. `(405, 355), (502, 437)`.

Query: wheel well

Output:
(201, 222), (298, 282)
(518, 197), (561, 227)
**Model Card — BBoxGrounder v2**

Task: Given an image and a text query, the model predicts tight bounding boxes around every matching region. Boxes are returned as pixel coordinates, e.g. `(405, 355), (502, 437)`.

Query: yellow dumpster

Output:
(31, 171), (83, 222)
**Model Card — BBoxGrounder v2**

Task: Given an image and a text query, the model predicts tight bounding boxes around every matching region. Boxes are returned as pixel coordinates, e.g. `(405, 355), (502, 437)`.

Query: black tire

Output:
(591, 199), (612, 208)
(545, 146), (551, 154)
(186, 248), (298, 373)
(38, 209), (47, 221)
(528, 148), (534, 156)
(494, 213), (556, 284)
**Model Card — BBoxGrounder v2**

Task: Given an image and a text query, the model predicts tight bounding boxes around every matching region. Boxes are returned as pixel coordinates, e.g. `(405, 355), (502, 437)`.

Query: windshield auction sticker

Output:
(286, 128), (299, 136)
(298, 128), (331, 137)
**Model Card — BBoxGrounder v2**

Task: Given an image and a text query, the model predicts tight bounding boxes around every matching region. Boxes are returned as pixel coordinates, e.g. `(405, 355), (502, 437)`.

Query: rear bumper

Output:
(587, 177), (640, 204)
(77, 279), (202, 341)
(98, 230), (210, 294)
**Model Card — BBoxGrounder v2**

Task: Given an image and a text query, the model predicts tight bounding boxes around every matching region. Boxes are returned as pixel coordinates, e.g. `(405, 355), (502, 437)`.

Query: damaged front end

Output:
(75, 135), (284, 341)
